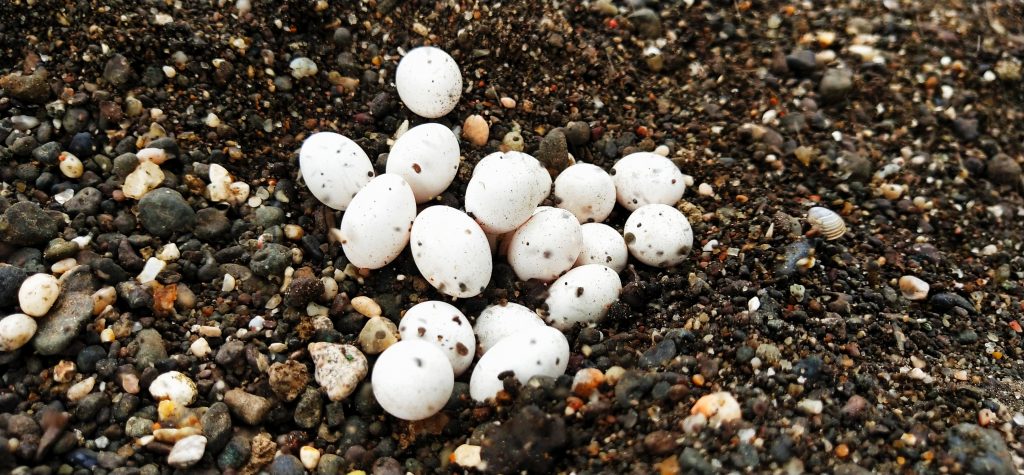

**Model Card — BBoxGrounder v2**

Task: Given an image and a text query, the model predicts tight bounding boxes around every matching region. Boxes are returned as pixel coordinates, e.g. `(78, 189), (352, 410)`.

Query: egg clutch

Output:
(297, 46), (695, 421)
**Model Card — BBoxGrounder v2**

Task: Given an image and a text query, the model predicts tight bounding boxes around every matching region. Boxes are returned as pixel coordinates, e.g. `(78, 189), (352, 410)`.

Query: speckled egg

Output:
(544, 264), (622, 330)
(624, 203), (693, 267)
(469, 325), (569, 402)
(612, 152), (685, 211)
(398, 301), (476, 376)
(410, 206), (492, 298)
(299, 132), (374, 211)
(337, 174), (416, 269)
(507, 207), (582, 282)
(385, 123), (460, 203)
(395, 46), (463, 119)
(553, 163), (616, 223)
(464, 151), (551, 234)
(473, 302), (545, 354)
(372, 340), (454, 420)
(575, 223), (628, 273)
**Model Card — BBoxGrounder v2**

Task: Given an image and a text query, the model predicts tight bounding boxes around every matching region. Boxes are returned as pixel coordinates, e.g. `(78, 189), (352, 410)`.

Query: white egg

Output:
(398, 301), (476, 376)
(473, 302), (545, 354)
(623, 203), (693, 267)
(553, 163), (615, 223)
(395, 46), (463, 119)
(464, 151), (551, 234)
(299, 132), (374, 211)
(410, 206), (492, 298)
(372, 340), (454, 420)
(612, 152), (685, 211)
(575, 223), (628, 273)
(385, 123), (460, 203)
(337, 174), (416, 269)
(469, 325), (569, 402)
(507, 208), (582, 282)
(544, 264), (622, 330)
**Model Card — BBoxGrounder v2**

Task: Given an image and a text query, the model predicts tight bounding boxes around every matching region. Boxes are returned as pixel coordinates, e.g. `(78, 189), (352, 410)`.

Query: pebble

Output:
(224, 389), (273, 425)
(59, 152), (84, 178)
(201, 402), (232, 454)
(18, 273), (60, 317)
(309, 342), (368, 401)
(293, 388), (322, 429)
(67, 376), (96, 401)
(946, 423), (1016, 475)
(462, 114), (489, 146)
(149, 371), (198, 406)
(820, 68), (854, 101)
(0, 67), (50, 103)
(797, 399), (824, 415)
(357, 316), (399, 355)
(0, 313), (37, 351)
(137, 258), (166, 284)
(138, 188), (196, 237)
(628, 8), (662, 39)
(122, 162), (165, 199)
(268, 360), (309, 402)
(537, 129), (572, 174)
(65, 187), (102, 215)
(283, 267), (324, 307)
(1, 202), (61, 246)
(691, 392), (741, 427)
(189, 338), (211, 358)
(898, 275), (929, 300)
(290, 57), (318, 79)
(33, 267), (95, 354)
(451, 444), (482, 469)
(250, 243), (290, 277)
(167, 435), (206, 468)
(0, 264), (28, 307)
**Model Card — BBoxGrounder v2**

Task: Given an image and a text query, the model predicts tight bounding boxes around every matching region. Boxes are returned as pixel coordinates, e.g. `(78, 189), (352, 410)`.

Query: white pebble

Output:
(149, 371), (199, 406)
(395, 46), (463, 118)
(691, 391), (742, 427)
(473, 302), (545, 355)
(137, 147), (169, 164)
(189, 338), (212, 358)
(167, 435), (207, 468)
(797, 398), (824, 415)
(372, 340), (454, 420)
(59, 153), (84, 178)
(289, 57), (318, 79)
(464, 151), (551, 234)
(612, 152), (685, 211)
(309, 342), (368, 401)
(299, 132), (374, 211)
(410, 206), (492, 298)
(221, 273), (235, 293)
(544, 264), (622, 330)
(552, 163), (616, 223)
(299, 446), (321, 471)
(469, 325), (569, 402)
(338, 174), (416, 269)
(137, 258), (166, 284)
(575, 223), (627, 273)
(623, 204), (693, 267)
(398, 301), (475, 375)
(206, 164), (233, 203)
(898, 275), (930, 301)
(385, 123), (460, 203)
(18, 273), (60, 317)
(66, 376), (95, 402)
(0, 313), (37, 351)
(157, 243), (180, 261)
(351, 296), (381, 317)
(122, 161), (165, 200)
(507, 208), (582, 282)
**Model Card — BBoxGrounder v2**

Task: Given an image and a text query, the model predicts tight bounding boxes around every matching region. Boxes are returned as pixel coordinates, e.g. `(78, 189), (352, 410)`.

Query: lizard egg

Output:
(507, 207), (583, 282)
(624, 204), (693, 268)
(553, 163), (615, 223)
(473, 302), (545, 354)
(337, 174), (416, 269)
(469, 325), (569, 402)
(410, 206), (492, 298)
(395, 46), (463, 119)
(372, 340), (454, 420)
(544, 264), (622, 330)
(385, 123), (460, 203)
(465, 151), (551, 234)
(299, 132), (374, 211)
(612, 152), (685, 211)
(398, 301), (476, 376)
(575, 223), (628, 273)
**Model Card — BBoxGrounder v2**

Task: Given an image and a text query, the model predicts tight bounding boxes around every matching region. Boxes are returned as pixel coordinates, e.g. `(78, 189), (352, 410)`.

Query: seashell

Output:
(806, 206), (846, 240)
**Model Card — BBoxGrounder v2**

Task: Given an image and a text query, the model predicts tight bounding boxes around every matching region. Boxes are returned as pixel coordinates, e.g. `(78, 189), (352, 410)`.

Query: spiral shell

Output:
(807, 207), (846, 240)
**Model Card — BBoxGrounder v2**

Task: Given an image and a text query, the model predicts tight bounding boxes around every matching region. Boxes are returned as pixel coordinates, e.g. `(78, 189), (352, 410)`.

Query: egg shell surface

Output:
(464, 151), (551, 234)
(612, 152), (685, 211)
(544, 264), (622, 330)
(372, 340), (454, 420)
(299, 132), (374, 211)
(469, 325), (569, 402)
(385, 123), (460, 203)
(398, 301), (476, 375)
(553, 163), (616, 223)
(624, 203), (693, 267)
(395, 47), (463, 119)
(473, 302), (545, 354)
(575, 223), (628, 273)
(338, 174), (416, 269)
(507, 207), (582, 282)
(410, 206), (492, 297)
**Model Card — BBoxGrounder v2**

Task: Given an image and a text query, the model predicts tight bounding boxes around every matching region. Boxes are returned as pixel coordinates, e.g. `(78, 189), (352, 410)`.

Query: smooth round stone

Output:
(0, 313), (37, 351)
(299, 132), (374, 211)
(410, 206), (492, 298)
(623, 204), (693, 268)
(397, 301), (475, 376)
(337, 174), (416, 269)
(472, 302), (545, 355)
(612, 152), (685, 211)
(149, 371), (199, 406)
(469, 325), (569, 402)
(553, 163), (616, 223)
(18, 273), (60, 317)
(575, 223), (628, 273)
(385, 123), (460, 203)
(372, 340), (454, 421)
(395, 47), (463, 118)
(544, 264), (622, 330)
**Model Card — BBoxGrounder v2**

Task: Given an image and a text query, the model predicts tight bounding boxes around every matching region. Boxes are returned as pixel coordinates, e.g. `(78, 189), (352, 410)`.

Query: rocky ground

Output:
(1, 0), (1024, 474)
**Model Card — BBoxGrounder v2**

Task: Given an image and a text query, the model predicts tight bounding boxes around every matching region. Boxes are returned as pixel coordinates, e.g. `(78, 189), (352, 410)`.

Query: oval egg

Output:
(553, 163), (615, 223)
(299, 132), (374, 211)
(544, 264), (622, 330)
(507, 207), (582, 282)
(410, 206), (492, 298)
(395, 46), (463, 119)
(385, 123), (460, 203)
(398, 301), (476, 376)
(623, 203), (693, 268)
(372, 340), (454, 421)
(575, 223), (628, 273)
(337, 174), (416, 269)
(464, 151), (551, 234)
(469, 325), (569, 402)
(473, 302), (545, 354)
(612, 152), (685, 211)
